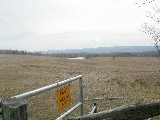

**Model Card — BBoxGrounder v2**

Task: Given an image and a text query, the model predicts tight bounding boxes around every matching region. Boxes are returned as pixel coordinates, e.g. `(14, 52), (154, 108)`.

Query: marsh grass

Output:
(0, 55), (160, 119)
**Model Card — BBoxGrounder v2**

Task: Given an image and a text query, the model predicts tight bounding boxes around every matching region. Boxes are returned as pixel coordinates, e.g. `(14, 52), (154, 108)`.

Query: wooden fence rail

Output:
(68, 100), (160, 120)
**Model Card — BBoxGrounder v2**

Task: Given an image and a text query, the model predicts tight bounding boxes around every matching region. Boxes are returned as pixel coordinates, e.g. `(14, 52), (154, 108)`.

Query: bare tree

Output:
(137, 0), (160, 57)
(142, 22), (160, 57)
(135, 0), (156, 8)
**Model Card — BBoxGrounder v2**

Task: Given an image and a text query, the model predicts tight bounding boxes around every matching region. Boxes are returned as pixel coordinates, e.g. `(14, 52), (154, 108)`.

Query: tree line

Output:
(0, 49), (158, 57)
(0, 49), (33, 55)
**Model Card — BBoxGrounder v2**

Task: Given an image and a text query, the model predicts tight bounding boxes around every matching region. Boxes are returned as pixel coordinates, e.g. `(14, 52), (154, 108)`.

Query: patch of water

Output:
(67, 57), (85, 60)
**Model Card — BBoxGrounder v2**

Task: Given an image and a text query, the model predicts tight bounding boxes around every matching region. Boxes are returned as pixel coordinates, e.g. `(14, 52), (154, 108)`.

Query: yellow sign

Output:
(56, 84), (71, 111)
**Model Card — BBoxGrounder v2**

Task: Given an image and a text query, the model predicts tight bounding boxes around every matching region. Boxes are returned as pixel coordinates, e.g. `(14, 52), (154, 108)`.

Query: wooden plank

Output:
(68, 100), (160, 120)
(2, 98), (28, 120)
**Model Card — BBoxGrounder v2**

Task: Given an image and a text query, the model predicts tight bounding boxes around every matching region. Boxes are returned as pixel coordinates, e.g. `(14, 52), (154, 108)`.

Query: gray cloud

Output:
(0, 0), (154, 51)
(0, 19), (5, 23)
(0, 31), (34, 41)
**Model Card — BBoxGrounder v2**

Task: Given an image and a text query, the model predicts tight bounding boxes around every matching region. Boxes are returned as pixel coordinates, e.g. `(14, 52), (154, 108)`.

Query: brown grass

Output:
(0, 54), (160, 119)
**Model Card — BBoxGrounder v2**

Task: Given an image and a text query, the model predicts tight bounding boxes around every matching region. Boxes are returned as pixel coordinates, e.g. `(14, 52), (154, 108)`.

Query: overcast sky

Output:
(0, 0), (158, 51)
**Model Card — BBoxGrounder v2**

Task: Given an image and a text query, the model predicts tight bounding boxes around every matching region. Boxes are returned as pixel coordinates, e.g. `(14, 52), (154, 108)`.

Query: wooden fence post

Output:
(2, 97), (28, 120)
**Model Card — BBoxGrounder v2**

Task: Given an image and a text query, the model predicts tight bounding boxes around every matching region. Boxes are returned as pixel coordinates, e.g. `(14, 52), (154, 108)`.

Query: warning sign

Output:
(56, 84), (71, 111)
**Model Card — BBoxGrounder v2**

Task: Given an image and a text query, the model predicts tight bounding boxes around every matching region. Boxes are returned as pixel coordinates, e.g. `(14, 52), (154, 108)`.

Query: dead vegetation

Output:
(0, 54), (160, 119)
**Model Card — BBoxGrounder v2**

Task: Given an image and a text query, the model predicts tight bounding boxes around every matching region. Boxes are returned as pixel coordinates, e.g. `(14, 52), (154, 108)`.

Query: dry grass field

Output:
(0, 54), (160, 119)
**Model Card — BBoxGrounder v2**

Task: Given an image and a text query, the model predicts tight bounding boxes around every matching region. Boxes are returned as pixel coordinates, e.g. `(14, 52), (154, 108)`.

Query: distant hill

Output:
(39, 46), (156, 54)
